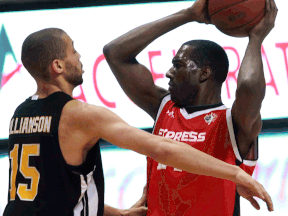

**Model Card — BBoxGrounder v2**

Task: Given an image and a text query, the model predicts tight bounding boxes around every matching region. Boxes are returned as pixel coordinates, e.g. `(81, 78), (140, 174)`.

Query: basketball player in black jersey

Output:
(4, 27), (273, 216)
(103, 0), (277, 214)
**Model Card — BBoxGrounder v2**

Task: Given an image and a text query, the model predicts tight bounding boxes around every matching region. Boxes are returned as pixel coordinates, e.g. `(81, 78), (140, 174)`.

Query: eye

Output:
(174, 63), (181, 69)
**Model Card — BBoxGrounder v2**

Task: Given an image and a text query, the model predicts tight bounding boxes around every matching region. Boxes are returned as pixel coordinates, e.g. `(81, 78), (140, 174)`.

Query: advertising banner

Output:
(0, 1), (287, 138)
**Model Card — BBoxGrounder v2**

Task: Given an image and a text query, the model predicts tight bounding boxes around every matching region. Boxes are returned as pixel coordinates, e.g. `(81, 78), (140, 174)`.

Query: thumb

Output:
(136, 206), (148, 215)
(139, 206), (148, 211)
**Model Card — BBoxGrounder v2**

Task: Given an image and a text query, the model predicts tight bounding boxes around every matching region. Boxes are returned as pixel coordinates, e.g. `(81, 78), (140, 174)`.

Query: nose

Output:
(166, 67), (174, 79)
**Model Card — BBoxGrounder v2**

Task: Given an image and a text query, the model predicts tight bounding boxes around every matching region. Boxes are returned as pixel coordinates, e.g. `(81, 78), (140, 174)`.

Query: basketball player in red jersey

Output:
(103, 0), (278, 215)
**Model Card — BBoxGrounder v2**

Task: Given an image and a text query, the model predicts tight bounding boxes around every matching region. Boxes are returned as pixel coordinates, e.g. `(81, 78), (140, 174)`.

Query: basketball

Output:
(208, 0), (266, 37)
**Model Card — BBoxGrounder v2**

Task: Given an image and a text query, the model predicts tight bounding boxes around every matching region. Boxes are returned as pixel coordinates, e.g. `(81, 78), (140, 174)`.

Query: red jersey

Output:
(147, 95), (257, 216)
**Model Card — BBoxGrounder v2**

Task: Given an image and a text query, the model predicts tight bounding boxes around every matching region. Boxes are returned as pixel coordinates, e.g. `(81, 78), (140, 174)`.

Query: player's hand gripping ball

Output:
(208, 0), (265, 37)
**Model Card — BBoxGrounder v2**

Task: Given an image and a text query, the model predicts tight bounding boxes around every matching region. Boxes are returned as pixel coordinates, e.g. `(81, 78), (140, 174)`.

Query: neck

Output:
(35, 81), (74, 98)
(181, 84), (222, 107)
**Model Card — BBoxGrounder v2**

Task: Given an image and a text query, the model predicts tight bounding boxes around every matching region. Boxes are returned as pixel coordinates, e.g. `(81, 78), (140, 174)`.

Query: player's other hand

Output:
(235, 169), (273, 212)
(122, 185), (147, 216)
(186, 0), (211, 24)
(122, 206), (148, 216)
(131, 185), (147, 208)
(249, 0), (278, 41)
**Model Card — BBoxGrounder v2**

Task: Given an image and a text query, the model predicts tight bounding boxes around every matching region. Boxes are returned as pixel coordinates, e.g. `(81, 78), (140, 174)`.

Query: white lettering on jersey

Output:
(158, 129), (206, 142)
(9, 116), (52, 135)
(156, 129), (206, 173)
(157, 163), (167, 170)
(174, 132), (182, 141)
(197, 132), (206, 142)
(157, 163), (183, 172)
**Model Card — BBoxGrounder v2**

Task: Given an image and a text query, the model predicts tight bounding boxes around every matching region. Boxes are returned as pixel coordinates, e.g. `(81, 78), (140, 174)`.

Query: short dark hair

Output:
(182, 40), (229, 84)
(21, 28), (67, 81)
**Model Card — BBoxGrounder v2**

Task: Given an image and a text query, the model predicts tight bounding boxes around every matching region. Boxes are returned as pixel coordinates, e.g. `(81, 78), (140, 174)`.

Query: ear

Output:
(51, 59), (65, 75)
(199, 66), (212, 83)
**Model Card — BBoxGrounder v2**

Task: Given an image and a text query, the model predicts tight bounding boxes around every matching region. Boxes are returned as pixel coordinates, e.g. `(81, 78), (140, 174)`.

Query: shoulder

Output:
(61, 100), (122, 133)
(62, 100), (109, 121)
(61, 100), (103, 131)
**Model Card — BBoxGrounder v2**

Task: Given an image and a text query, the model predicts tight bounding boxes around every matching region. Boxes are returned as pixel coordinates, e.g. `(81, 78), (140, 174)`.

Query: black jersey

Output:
(3, 92), (104, 216)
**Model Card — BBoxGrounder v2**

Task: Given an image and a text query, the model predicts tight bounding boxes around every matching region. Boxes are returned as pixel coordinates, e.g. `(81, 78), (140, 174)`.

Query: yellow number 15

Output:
(10, 144), (40, 201)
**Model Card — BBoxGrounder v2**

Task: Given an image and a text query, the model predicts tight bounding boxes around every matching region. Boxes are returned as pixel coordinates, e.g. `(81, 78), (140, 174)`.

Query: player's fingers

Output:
(138, 206), (148, 215)
(271, 0), (277, 10)
(263, 190), (274, 212)
(143, 185), (147, 195)
(271, 0), (278, 17)
(266, 0), (271, 12)
(254, 184), (274, 212)
(249, 182), (266, 201)
(246, 197), (260, 210)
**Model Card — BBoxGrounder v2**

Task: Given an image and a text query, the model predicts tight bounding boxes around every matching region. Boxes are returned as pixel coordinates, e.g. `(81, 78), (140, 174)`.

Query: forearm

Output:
(104, 9), (192, 61)
(153, 137), (241, 183)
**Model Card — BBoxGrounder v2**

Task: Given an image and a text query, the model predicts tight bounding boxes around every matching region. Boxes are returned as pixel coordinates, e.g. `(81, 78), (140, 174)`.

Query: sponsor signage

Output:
(0, 0), (288, 139)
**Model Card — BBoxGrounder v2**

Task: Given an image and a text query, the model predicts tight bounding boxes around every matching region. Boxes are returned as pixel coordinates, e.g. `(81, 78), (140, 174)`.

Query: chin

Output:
(71, 78), (83, 87)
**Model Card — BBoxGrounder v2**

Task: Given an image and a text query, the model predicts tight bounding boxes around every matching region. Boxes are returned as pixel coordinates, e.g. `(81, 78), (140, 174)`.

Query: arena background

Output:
(0, 0), (288, 215)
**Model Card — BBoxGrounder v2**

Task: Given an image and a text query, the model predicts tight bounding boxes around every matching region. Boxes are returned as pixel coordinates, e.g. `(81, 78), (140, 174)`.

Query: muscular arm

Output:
(103, 0), (209, 119)
(231, 38), (265, 158)
(231, 0), (277, 158)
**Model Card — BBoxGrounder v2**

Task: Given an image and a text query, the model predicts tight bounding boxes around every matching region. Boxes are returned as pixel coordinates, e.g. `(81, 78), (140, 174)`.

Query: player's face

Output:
(166, 45), (201, 107)
(62, 34), (84, 87)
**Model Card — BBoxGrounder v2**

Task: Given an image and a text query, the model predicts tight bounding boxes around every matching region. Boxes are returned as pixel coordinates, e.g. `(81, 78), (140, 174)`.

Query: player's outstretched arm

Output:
(103, 0), (210, 120)
(71, 101), (273, 211)
(231, 0), (278, 155)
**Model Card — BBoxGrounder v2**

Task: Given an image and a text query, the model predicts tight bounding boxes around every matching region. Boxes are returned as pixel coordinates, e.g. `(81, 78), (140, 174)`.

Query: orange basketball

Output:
(208, 0), (266, 37)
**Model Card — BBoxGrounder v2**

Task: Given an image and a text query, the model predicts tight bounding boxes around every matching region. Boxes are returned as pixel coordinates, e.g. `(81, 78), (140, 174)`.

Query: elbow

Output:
(237, 79), (266, 99)
(103, 43), (128, 63)
(103, 44), (114, 61)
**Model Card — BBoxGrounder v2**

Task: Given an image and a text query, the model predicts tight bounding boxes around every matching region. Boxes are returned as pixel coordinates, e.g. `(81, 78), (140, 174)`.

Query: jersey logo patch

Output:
(204, 112), (217, 125)
(166, 110), (174, 118)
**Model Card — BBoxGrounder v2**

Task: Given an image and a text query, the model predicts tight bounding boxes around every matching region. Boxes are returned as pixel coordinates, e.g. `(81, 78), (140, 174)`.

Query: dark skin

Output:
(104, 0), (277, 211)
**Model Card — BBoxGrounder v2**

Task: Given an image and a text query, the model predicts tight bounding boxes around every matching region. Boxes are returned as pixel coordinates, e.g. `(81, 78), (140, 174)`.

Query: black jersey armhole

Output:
(152, 93), (170, 129)
(233, 190), (241, 216)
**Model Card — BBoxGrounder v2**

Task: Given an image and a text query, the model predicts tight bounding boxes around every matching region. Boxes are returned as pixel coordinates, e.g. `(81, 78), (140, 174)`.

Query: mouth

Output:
(168, 81), (175, 87)
(168, 85), (175, 92)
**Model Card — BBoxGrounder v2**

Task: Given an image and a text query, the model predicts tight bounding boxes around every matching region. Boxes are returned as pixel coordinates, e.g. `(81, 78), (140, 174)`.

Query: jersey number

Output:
(9, 144), (40, 201)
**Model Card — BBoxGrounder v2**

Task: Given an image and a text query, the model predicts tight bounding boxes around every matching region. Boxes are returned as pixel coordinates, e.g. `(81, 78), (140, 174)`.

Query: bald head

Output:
(21, 28), (67, 81)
